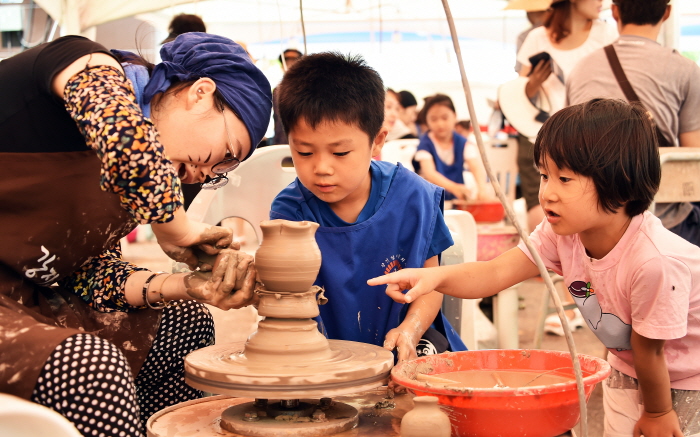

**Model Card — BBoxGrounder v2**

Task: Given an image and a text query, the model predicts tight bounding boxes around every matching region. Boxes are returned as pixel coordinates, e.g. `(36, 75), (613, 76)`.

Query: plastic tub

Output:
(453, 200), (505, 223)
(392, 350), (611, 437)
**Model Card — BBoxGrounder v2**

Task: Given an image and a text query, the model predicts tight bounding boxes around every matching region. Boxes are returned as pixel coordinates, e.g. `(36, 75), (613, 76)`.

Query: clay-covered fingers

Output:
(160, 242), (200, 270)
(220, 267), (257, 310)
(198, 224), (234, 250)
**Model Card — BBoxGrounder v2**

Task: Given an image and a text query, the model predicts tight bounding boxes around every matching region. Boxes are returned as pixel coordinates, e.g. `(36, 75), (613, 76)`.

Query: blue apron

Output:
(416, 133), (466, 201)
(312, 165), (466, 352)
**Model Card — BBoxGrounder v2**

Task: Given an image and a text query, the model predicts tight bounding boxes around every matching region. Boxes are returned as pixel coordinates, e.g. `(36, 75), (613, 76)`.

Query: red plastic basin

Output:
(392, 350), (611, 437)
(453, 200), (505, 223)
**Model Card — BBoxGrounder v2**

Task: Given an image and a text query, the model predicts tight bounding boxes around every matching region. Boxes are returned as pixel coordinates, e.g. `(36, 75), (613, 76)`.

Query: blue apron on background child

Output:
(414, 133), (466, 201)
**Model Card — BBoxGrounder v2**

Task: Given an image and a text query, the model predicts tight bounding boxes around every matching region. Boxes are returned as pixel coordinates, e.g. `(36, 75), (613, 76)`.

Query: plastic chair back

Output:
(381, 139), (419, 171)
(441, 210), (480, 349)
(186, 145), (297, 241)
(650, 148), (700, 210)
(481, 137), (519, 205)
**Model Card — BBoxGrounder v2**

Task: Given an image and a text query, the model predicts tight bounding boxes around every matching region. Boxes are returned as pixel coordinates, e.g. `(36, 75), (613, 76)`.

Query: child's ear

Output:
(371, 128), (388, 156)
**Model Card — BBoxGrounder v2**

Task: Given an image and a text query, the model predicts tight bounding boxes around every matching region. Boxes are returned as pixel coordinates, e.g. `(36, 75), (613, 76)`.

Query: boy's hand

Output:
(367, 268), (439, 304)
(634, 409), (683, 437)
(384, 324), (421, 362)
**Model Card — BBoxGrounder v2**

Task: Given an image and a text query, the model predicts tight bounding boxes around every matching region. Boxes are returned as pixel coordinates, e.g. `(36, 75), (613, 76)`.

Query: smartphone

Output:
(527, 52), (551, 75)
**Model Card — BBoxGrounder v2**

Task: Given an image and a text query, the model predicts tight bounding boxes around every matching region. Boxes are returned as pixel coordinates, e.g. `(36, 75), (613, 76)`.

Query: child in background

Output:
(454, 120), (473, 142)
(370, 99), (700, 436)
(398, 90), (420, 137)
(386, 88), (417, 141)
(271, 52), (466, 361)
(413, 94), (488, 201)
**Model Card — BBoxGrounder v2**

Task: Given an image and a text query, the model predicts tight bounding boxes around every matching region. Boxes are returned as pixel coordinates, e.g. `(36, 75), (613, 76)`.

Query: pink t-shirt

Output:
(518, 211), (700, 390)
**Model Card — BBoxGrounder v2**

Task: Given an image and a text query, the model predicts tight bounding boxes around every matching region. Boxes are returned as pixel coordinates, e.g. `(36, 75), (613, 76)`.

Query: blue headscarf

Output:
(143, 32), (272, 159)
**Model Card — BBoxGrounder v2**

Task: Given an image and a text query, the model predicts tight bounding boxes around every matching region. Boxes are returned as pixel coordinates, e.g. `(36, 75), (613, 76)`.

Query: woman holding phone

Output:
(512, 0), (617, 334)
(511, 0), (617, 232)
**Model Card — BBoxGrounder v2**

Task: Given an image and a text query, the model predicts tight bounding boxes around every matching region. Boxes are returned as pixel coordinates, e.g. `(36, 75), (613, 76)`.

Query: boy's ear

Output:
(371, 128), (388, 157)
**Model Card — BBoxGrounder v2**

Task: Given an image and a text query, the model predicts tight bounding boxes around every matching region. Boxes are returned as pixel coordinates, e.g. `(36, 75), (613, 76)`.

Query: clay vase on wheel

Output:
(400, 396), (452, 437)
(255, 220), (322, 292)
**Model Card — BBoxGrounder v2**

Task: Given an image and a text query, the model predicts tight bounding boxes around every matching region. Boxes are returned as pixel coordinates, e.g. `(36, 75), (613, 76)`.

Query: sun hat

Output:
(144, 32), (273, 159)
(504, 0), (552, 11)
(497, 76), (552, 139)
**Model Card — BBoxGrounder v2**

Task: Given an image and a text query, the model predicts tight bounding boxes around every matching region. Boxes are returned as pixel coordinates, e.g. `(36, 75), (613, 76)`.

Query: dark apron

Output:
(0, 150), (161, 399)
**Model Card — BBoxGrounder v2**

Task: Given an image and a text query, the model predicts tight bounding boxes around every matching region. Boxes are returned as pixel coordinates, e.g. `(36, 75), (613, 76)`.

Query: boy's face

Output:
(538, 155), (612, 238)
(288, 118), (386, 220)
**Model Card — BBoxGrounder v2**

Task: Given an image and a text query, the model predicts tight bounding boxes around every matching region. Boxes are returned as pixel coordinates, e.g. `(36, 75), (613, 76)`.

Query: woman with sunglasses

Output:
(0, 33), (271, 436)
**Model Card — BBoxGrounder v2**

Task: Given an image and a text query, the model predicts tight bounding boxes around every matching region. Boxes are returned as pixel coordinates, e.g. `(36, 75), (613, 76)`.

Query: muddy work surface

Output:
(148, 389), (413, 437)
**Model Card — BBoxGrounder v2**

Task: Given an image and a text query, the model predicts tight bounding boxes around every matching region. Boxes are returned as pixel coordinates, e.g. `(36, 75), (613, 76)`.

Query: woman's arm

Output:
(61, 63), (182, 225)
(630, 330), (683, 437)
(369, 247), (540, 304)
(59, 243), (257, 312)
(383, 256), (443, 361)
(59, 62), (232, 266)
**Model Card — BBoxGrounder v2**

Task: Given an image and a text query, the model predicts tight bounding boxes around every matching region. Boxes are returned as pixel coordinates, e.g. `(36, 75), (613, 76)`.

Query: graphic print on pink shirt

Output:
(569, 280), (632, 350)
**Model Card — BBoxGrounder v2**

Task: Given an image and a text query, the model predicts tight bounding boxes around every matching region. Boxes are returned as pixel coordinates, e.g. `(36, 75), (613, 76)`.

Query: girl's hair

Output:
(534, 99), (660, 217)
(422, 94), (456, 118)
(544, 0), (572, 43)
(386, 88), (400, 102)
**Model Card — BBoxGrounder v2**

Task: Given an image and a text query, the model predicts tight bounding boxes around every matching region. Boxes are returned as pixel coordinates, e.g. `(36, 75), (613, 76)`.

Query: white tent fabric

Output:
(33, 0), (517, 37)
(33, 0), (200, 36)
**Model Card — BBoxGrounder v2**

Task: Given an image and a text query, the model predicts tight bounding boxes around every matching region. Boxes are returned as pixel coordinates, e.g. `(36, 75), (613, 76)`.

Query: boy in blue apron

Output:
(270, 52), (466, 361)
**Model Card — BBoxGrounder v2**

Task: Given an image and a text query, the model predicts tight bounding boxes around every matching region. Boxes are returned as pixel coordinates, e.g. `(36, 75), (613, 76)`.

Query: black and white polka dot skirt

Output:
(31, 300), (214, 437)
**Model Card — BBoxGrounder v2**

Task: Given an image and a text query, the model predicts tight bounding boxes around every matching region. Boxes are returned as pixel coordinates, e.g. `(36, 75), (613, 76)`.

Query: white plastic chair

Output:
(186, 145), (297, 345)
(441, 209), (492, 350)
(186, 145), (297, 241)
(480, 137), (519, 205)
(0, 394), (81, 437)
(650, 148), (700, 210)
(381, 138), (419, 171)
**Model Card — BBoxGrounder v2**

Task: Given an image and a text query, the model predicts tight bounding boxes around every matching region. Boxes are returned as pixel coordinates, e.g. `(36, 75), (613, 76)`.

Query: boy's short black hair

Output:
(613, 0), (670, 26)
(534, 99), (660, 217)
(276, 52), (385, 141)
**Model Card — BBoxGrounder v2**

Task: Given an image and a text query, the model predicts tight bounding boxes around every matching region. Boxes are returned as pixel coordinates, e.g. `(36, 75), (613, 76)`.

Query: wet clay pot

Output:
(400, 396), (452, 437)
(255, 220), (322, 292)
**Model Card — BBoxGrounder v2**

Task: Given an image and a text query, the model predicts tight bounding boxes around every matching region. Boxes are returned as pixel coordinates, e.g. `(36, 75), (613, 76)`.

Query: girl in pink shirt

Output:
(369, 99), (700, 436)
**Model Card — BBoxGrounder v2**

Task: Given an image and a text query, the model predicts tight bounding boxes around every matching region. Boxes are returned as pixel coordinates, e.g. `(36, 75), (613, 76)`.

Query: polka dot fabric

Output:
(31, 301), (214, 436)
(135, 300), (214, 426)
(30, 334), (143, 437)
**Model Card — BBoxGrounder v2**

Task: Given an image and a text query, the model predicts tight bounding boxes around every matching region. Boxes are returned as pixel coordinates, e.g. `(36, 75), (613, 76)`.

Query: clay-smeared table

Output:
(147, 388), (413, 437)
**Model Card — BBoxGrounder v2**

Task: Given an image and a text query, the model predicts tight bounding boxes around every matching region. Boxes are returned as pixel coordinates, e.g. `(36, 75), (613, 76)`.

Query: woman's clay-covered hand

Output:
(525, 59), (552, 99)
(184, 248), (258, 310)
(159, 223), (234, 270)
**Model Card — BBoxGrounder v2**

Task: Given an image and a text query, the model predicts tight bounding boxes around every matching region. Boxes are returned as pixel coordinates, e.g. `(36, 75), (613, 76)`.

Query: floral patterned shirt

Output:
(59, 64), (183, 312)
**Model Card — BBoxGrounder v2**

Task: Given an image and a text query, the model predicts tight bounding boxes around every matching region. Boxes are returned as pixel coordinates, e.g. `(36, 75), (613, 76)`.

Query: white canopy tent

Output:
(27, 0), (693, 123)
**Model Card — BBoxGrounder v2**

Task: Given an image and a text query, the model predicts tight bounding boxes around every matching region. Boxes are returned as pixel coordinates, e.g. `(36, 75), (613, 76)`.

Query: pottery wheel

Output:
(185, 341), (394, 399)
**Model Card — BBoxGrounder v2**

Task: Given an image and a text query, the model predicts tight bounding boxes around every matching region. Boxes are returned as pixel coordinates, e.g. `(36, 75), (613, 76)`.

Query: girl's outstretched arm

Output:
(367, 247), (539, 303)
(630, 330), (683, 437)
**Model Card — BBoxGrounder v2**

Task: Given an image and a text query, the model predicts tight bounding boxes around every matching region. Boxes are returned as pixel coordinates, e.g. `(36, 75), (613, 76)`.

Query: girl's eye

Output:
(334, 151), (350, 157)
(560, 177), (571, 183)
(297, 152), (312, 157)
(540, 174), (548, 181)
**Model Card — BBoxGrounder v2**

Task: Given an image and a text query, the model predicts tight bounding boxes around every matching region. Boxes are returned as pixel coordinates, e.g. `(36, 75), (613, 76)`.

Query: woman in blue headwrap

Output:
(0, 33), (272, 436)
